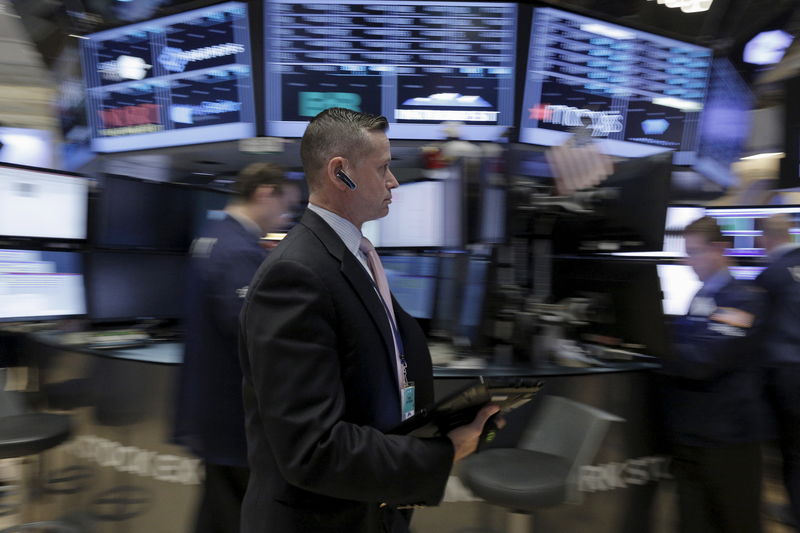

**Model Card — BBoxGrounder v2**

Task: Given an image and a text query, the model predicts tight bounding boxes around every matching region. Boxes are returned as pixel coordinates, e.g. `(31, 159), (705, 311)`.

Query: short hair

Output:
(762, 213), (793, 240)
(232, 162), (287, 200)
(300, 108), (389, 190)
(684, 215), (728, 245)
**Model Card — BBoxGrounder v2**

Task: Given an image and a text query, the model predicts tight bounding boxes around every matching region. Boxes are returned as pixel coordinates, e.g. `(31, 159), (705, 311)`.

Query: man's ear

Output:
(326, 156), (349, 191)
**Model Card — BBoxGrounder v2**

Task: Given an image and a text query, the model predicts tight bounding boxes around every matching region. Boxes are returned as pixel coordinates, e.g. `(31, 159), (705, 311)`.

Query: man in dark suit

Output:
(239, 108), (498, 533)
(659, 216), (764, 533)
(174, 163), (299, 533)
(756, 214), (800, 527)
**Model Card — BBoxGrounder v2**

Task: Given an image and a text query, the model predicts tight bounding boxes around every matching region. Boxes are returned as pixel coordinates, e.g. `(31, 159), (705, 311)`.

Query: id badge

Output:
(402, 382), (415, 421)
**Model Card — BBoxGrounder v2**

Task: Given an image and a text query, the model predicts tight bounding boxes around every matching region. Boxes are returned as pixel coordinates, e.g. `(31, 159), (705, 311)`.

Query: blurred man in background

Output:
(173, 163), (299, 533)
(756, 213), (800, 528)
(659, 216), (764, 533)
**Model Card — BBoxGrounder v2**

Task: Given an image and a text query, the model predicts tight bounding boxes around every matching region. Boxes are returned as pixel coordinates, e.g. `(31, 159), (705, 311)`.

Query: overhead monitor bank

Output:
(264, 0), (517, 140)
(519, 7), (711, 163)
(80, 2), (255, 152)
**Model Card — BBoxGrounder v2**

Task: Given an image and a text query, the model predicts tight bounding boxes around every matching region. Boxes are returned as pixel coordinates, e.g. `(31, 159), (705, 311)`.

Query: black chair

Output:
(459, 395), (623, 533)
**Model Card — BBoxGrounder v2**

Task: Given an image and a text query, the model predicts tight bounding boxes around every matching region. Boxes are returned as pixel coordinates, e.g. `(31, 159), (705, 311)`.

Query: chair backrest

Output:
(517, 395), (624, 503)
(0, 370), (25, 418)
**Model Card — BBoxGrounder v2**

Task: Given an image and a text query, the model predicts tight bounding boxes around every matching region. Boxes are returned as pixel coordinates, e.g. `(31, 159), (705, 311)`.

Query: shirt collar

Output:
(701, 268), (732, 297)
(768, 242), (800, 262)
(307, 203), (363, 259)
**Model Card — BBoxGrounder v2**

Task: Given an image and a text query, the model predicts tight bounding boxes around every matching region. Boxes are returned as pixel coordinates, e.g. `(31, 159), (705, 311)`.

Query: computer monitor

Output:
(264, 0), (517, 141)
(0, 164), (88, 241)
(365, 180), (461, 248)
(81, 2), (255, 152)
(429, 251), (491, 347)
(657, 264), (702, 317)
(93, 175), (194, 251)
(381, 254), (439, 321)
(518, 6), (711, 164)
(0, 249), (86, 321)
(705, 205), (800, 258)
(86, 252), (187, 322)
(551, 258), (668, 357)
(551, 151), (672, 253)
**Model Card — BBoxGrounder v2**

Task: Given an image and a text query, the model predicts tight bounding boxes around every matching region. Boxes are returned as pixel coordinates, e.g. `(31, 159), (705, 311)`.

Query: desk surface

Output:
(433, 359), (659, 378)
(24, 330), (659, 375)
(28, 331), (183, 365)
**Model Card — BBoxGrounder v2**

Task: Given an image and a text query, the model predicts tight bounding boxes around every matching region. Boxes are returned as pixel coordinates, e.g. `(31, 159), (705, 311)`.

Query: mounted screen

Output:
(81, 2), (255, 152)
(519, 7), (711, 163)
(264, 0), (517, 140)
(705, 205), (800, 258)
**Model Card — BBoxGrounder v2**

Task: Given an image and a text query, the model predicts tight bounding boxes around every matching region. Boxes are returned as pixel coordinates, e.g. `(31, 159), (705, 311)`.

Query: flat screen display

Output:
(364, 180), (460, 248)
(264, 0), (517, 140)
(87, 252), (187, 321)
(81, 2), (255, 152)
(381, 255), (438, 319)
(519, 7), (711, 163)
(93, 176), (194, 251)
(705, 206), (800, 258)
(0, 165), (88, 240)
(0, 249), (86, 321)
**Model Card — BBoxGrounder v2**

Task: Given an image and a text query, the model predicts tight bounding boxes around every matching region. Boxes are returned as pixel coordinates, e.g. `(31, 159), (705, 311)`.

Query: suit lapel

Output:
(341, 254), (399, 385)
(300, 210), (398, 385)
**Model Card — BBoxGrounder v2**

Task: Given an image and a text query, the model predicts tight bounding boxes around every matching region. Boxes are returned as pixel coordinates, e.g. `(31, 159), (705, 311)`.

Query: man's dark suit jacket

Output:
(174, 214), (267, 467)
(238, 210), (454, 533)
(755, 247), (800, 366)
(659, 277), (765, 447)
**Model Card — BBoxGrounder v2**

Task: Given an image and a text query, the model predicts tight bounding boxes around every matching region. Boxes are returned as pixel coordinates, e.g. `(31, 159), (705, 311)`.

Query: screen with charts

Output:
(264, 0), (517, 140)
(519, 7), (711, 163)
(0, 165), (88, 240)
(381, 254), (439, 319)
(0, 249), (86, 321)
(81, 2), (255, 152)
(705, 206), (800, 258)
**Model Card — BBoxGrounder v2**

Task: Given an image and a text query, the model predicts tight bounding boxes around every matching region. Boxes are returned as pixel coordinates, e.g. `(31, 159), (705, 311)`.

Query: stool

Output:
(0, 414), (71, 461)
(459, 396), (623, 533)
(0, 412), (72, 522)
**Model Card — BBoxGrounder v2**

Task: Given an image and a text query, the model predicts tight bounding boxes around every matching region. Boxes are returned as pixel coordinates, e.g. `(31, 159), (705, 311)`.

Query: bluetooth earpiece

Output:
(336, 169), (357, 190)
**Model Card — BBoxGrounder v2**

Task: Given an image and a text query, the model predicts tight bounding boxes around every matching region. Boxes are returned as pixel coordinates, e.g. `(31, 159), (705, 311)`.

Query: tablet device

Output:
(390, 377), (543, 438)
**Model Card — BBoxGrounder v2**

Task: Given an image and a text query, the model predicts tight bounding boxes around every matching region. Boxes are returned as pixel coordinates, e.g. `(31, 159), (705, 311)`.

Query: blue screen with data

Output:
(264, 0), (517, 140)
(0, 249), (86, 321)
(519, 7), (711, 163)
(81, 2), (255, 152)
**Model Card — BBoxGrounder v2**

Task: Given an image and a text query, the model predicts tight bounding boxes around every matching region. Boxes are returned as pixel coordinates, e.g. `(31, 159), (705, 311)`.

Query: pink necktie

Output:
(359, 237), (397, 325)
(360, 237), (410, 411)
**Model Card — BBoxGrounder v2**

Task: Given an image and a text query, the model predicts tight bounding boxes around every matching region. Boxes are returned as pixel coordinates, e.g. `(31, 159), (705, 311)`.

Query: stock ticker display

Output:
(264, 0), (517, 140)
(519, 7), (711, 163)
(81, 2), (255, 152)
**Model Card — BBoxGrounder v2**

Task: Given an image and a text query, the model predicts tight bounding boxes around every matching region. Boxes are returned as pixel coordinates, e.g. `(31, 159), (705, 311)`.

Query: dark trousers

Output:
(194, 463), (250, 533)
(765, 366), (800, 526)
(672, 442), (762, 533)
